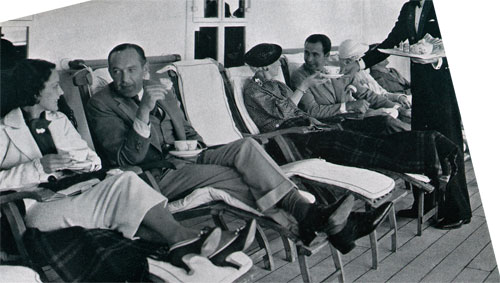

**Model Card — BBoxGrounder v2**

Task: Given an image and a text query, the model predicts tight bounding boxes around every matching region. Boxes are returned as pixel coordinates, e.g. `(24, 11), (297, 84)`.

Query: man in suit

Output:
(86, 43), (392, 253)
(342, 0), (471, 229)
(291, 34), (410, 135)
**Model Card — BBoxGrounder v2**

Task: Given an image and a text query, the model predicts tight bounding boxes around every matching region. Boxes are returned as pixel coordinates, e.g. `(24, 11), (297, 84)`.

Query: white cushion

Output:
(0, 266), (41, 282)
(225, 65), (261, 135)
(148, 251), (252, 283)
(171, 59), (243, 146)
(281, 158), (395, 200)
(168, 187), (262, 215)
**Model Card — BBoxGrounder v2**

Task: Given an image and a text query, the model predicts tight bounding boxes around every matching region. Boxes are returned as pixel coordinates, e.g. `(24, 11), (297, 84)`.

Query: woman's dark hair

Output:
(1, 59), (56, 116)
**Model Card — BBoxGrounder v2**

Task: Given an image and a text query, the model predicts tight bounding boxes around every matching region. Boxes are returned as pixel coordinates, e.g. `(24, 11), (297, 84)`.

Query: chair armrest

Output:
(0, 189), (57, 204)
(243, 126), (331, 163)
(249, 126), (328, 144)
(371, 168), (435, 193)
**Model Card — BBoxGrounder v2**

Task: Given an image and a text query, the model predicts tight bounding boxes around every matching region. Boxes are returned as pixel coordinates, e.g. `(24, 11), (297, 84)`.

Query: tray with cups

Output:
(169, 140), (204, 158)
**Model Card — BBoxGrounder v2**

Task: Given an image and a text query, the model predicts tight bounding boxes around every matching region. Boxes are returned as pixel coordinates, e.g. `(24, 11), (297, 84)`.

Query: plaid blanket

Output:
(23, 227), (160, 282)
(285, 129), (458, 184)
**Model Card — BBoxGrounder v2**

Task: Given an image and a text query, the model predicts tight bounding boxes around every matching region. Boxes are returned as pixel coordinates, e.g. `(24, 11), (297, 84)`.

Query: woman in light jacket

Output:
(0, 59), (253, 271)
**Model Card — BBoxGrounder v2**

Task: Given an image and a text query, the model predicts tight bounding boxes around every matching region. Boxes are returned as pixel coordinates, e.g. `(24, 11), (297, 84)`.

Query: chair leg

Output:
(389, 205), (398, 252)
(366, 204), (379, 269)
(211, 210), (229, 230)
(369, 231), (379, 269)
(329, 245), (345, 283)
(417, 188), (424, 236)
(254, 223), (275, 271)
(298, 247), (312, 283)
(281, 235), (297, 262)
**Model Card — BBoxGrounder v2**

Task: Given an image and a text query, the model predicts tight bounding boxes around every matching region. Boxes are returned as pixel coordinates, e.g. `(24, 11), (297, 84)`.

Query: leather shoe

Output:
(298, 195), (354, 246)
(151, 227), (221, 273)
(434, 218), (469, 230)
(328, 202), (393, 254)
(209, 219), (257, 268)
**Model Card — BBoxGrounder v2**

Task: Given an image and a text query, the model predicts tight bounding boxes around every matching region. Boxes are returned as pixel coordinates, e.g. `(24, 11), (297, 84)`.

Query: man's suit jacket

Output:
(370, 68), (412, 95)
(86, 82), (203, 167)
(363, 0), (443, 68)
(362, 0), (461, 145)
(0, 108), (101, 191)
(291, 64), (396, 119)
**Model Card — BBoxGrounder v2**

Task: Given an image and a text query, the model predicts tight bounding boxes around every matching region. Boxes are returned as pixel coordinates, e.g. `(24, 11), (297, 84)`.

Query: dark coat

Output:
(362, 0), (471, 221)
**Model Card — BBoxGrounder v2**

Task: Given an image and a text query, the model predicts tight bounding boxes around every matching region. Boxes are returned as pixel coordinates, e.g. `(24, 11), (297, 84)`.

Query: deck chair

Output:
(162, 58), (398, 277)
(0, 187), (253, 282)
(223, 61), (401, 270)
(0, 61), (249, 282)
(280, 52), (439, 237)
(66, 56), (281, 272)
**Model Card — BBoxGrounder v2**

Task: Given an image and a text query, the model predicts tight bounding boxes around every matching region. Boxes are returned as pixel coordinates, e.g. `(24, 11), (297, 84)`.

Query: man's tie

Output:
(132, 95), (164, 120)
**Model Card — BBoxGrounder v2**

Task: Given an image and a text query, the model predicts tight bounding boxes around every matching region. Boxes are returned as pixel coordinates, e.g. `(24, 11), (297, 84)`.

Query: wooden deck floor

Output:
(182, 159), (499, 283)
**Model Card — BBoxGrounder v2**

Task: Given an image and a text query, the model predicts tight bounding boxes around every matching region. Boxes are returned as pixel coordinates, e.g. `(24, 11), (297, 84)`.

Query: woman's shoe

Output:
(209, 219), (257, 268)
(151, 227), (222, 273)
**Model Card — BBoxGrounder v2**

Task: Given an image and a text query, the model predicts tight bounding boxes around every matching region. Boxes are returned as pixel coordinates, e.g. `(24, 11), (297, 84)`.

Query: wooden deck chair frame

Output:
(220, 60), (399, 270)
(162, 58), (395, 279)
(67, 56), (288, 273)
(70, 56), (345, 281)
(1, 191), (67, 282)
(279, 51), (440, 237)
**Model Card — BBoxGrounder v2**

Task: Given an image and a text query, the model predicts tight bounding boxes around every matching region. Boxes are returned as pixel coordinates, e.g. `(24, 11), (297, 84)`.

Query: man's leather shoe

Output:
(151, 227), (221, 272)
(328, 202), (393, 254)
(298, 195), (354, 246)
(434, 218), (467, 230)
(209, 219), (257, 268)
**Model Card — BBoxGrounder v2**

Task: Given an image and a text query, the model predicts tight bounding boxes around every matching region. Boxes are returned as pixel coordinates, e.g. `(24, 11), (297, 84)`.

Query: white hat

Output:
(338, 39), (369, 59)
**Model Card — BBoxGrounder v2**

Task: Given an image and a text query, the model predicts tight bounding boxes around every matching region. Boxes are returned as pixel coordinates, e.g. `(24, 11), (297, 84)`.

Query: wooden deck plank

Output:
(351, 222), (445, 282)
(382, 215), (485, 282)
(420, 223), (492, 282)
(468, 243), (498, 272)
(453, 267), (490, 283)
(214, 159), (497, 282)
(484, 267), (500, 282)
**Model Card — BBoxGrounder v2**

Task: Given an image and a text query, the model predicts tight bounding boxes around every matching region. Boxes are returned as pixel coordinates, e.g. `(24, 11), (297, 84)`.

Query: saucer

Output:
(169, 149), (204, 158)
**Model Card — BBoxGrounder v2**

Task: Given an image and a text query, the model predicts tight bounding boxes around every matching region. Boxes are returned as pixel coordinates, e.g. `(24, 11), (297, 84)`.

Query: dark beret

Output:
(244, 43), (282, 67)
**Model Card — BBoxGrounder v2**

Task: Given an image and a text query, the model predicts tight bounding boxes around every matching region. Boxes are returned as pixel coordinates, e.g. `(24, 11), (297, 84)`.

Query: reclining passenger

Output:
(243, 43), (469, 230)
(368, 44), (412, 97)
(85, 43), (392, 254)
(339, 40), (411, 107)
(0, 59), (255, 272)
(338, 39), (411, 123)
(291, 34), (410, 135)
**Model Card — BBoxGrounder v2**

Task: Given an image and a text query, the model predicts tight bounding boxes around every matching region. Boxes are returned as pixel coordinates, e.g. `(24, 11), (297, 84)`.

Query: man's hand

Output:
(137, 83), (168, 123)
(346, 100), (370, 113)
(298, 73), (329, 91)
(340, 60), (360, 76)
(40, 154), (75, 173)
(396, 94), (412, 108)
(308, 117), (328, 127)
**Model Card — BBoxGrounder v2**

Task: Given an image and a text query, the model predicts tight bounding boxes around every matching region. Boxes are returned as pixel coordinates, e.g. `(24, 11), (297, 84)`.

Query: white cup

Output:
(186, 140), (198, 151)
(174, 141), (189, 151)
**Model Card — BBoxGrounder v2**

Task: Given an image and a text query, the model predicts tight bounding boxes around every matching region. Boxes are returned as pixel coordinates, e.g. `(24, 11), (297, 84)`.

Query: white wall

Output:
(4, 0), (407, 72)
(27, 0), (187, 65)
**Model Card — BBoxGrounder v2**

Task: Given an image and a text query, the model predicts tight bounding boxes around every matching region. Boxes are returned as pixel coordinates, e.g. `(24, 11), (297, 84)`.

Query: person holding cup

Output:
(86, 43), (393, 254)
(290, 34), (410, 135)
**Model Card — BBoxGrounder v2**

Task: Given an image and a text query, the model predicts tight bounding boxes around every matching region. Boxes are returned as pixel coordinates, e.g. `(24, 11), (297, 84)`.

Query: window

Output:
(187, 0), (249, 67)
